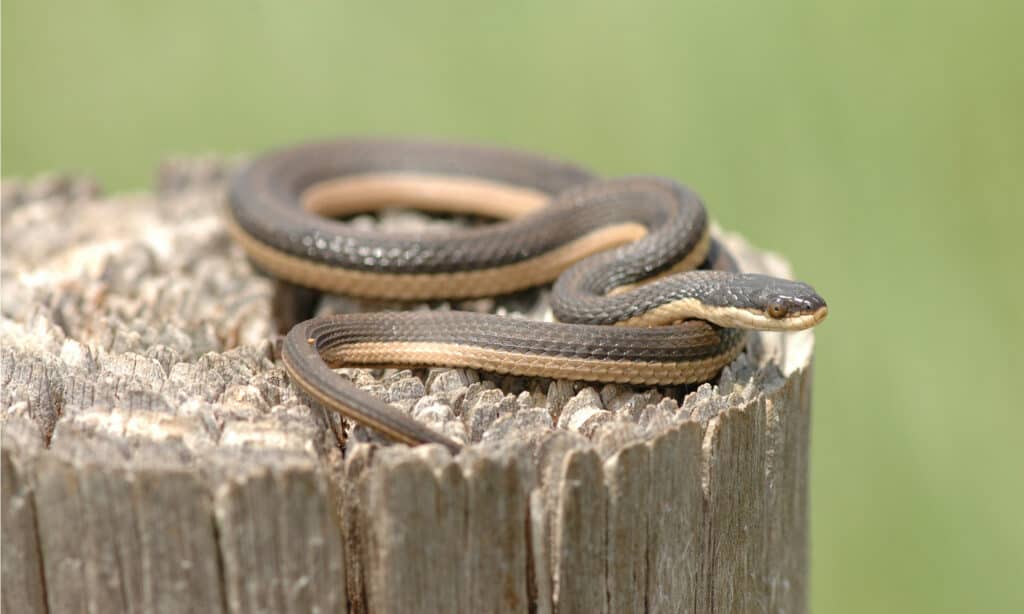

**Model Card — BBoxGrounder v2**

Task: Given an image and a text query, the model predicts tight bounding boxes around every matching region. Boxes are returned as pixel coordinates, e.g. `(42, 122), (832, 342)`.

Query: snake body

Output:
(227, 139), (827, 452)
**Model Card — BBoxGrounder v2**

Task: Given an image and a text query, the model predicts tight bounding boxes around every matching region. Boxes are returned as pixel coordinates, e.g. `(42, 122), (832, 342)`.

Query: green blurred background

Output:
(4, 1), (1022, 611)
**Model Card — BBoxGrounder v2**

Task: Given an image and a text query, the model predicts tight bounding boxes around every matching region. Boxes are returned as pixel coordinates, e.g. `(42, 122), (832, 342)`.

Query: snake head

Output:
(689, 273), (828, 331)
(745, 276), (828, 330)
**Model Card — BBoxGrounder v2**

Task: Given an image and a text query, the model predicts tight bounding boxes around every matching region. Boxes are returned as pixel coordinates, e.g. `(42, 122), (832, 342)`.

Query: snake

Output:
(226, 138), (828, 453)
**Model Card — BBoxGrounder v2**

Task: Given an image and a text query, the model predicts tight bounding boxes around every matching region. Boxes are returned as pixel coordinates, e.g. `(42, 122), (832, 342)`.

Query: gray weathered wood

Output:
(647, 422), (705, 613)
(462, 451), (530, 613)
(2, 161), (819, 613)
(1, 417), (48, 614)
(604, 441), (650, 614)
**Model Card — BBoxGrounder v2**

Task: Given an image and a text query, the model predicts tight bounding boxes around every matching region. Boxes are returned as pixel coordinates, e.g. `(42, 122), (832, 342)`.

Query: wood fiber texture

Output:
(1, 160), (817, 613)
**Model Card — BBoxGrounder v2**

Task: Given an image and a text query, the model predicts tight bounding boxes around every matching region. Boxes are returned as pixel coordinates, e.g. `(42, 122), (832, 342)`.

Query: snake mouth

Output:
(811, 305), (829, 325)
(699, 304), (829, 331)
(774, 304), (829, 331)
(763, 305), (829, 331)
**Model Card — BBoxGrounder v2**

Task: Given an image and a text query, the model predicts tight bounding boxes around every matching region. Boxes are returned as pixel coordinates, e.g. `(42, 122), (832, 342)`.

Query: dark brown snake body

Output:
(227, 139), (827, 452)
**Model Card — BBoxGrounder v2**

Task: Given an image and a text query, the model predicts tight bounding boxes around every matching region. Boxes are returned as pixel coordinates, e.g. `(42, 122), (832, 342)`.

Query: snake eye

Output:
(767, 300), (788, 319)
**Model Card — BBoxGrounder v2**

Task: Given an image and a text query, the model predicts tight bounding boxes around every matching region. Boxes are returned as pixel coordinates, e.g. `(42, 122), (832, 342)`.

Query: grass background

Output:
(4, 1), (1022, 611)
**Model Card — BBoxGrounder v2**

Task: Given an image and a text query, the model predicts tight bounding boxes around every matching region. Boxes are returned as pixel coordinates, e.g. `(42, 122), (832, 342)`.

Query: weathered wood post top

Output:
(2, 160), (818, 613)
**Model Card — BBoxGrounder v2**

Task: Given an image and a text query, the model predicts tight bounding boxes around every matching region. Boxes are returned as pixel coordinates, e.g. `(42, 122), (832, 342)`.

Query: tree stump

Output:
(1, 160), (817, 613)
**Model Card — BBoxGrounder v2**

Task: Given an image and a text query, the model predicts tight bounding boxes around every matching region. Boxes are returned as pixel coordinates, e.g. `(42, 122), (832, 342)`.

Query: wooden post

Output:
(2, 161), (816, 613)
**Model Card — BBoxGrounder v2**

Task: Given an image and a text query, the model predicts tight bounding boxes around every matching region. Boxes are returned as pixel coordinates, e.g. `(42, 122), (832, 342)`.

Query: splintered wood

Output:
(2, 161), (816, 613)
